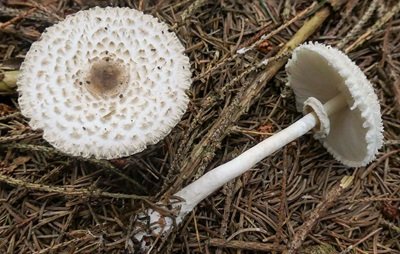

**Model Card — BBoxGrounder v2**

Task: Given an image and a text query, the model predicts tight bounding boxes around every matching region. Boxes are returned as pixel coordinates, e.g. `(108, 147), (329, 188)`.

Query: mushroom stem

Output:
(174, 93), (347, 219)
(322, 92), (347, 116)
(135, 93), (349, 244)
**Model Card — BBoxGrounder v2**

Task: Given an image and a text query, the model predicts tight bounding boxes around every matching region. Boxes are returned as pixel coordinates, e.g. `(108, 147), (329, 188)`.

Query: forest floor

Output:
(0, 0), (399, 253)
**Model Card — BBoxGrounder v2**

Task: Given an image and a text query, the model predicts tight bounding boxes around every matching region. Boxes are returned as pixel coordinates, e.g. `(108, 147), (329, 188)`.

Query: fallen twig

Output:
(0, 5), (55, 23)
(0, 132), (41, 143)
(0, 143), (147, 193)
(345, 1), (400, 53)
(338, 228), (382, 254)
(208, 238), (285, 252)
(337, 0), (379, 49)
(194, 2), (318, 82)
(0, 172), (148, 200)
(286, 176), (354, 254)
(0, 7), (37, 30)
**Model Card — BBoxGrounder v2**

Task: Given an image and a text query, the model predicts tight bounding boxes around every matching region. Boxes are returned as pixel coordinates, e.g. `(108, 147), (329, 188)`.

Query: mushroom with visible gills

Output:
(135, 42), (383, 245)
(16, 7), (192, 159)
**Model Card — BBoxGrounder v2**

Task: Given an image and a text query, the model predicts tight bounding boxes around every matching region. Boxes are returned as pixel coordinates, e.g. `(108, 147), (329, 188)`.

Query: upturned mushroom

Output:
(16, 7), (191, 159)
(134, 42), (383, 245)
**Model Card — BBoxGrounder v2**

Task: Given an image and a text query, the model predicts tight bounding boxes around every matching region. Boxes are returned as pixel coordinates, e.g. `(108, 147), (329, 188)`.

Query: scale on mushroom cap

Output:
(135, 42), (384, 247)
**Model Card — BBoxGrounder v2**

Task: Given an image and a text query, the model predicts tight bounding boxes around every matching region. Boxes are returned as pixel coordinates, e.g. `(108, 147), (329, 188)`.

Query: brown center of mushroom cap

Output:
(86, 58), (128, 97)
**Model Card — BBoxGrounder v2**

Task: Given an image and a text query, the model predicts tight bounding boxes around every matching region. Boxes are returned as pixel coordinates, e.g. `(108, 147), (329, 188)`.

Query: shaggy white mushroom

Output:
(134, 42), (383, 247)
(287, 42), (383, 166)
(17, 7), (191, 159)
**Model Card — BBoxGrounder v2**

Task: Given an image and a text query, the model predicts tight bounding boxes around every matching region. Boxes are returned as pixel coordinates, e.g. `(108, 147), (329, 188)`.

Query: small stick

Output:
(282, 0), (292, 20)
(26, 0), (63, 21)
(0, 5), (55, 23)
(195, 1), (318, 81)
(301, 244), (337, 254)
(162, 0), (208, 31)
(338, 228), (382, 254)
(35, 236), (95, 254)
(179, 0), (208, 24)
(0, 112), (20, 121)
(236, 22), (273, 49)
(0, 7), (37, 29)
(220, 180), (235, 238)
(192, 211), (202, 252)
(1, 143), (148, 193)
(392, 78), (400, 112)
(274, 148), (288, 249)
(0, 173), (148, 200)
(286, 176), (354, 254)
(345, 1), (400, 53)
(208, 238), (285, 252)
(237, 2), (318, 54)
(360, 149), (400, 179)
(347, 197), (400, 203)
(380, 219), (400, 233)
(328, 0), (359, 36)
(0, 132), (41, 143)
(336, 0), (379, 49)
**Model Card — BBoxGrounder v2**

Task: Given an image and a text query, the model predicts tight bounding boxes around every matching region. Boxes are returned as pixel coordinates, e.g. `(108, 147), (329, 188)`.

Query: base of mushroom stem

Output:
(133, 201), (188, 251)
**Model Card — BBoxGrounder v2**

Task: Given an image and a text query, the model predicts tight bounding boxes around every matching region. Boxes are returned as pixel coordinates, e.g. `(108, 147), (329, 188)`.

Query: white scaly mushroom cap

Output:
(17, 7), (192, 159)
(286, 42), (383, 167)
